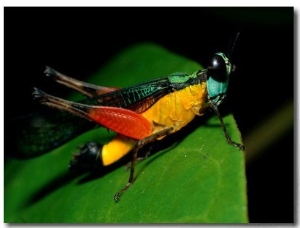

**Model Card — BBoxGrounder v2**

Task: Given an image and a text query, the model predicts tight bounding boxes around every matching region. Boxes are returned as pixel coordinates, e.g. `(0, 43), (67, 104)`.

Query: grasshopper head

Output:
(206, 52), (233, 106)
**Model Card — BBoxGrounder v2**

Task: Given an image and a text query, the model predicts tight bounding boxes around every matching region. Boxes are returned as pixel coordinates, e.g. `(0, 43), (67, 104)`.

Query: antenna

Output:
(228, 32), (240, 61)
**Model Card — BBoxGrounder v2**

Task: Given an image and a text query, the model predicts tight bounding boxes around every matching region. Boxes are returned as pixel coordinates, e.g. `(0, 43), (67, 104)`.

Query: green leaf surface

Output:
(5, 43), (248, 223)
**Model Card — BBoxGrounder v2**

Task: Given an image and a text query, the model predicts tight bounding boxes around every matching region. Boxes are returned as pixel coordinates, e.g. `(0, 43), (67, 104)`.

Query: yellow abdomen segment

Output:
(142, 82), (207, 134)
(102, 135), (136, 166)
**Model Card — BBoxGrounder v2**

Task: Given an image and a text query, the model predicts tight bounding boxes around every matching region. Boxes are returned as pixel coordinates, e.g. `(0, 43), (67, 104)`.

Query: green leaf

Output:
(5, 43), (248, 223)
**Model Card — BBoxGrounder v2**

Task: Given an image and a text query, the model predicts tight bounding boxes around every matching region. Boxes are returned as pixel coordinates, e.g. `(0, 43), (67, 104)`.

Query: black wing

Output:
(5, 110), (96, 159)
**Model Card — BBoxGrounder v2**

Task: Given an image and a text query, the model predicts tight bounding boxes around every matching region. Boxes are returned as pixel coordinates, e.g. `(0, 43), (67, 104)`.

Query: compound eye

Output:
(208, 54), (227, 82)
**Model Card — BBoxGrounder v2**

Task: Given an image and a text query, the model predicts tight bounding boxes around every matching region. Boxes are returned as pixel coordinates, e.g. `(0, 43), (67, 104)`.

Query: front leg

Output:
(209, 102), (245, 150)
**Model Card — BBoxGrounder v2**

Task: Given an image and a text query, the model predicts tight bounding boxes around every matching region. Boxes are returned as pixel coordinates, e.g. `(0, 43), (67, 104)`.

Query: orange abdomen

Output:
(142, 82), (207, 135)
(102, 82), (207, 166)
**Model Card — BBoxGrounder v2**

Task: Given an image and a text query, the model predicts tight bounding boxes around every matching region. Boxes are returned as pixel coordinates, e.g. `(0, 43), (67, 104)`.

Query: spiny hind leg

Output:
(114, 127), (173, 202)
(44, 66), (118, 97)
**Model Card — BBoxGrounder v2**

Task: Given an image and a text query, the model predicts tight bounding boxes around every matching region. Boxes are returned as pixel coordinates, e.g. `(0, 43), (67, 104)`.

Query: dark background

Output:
(4, 7), (294, 223)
